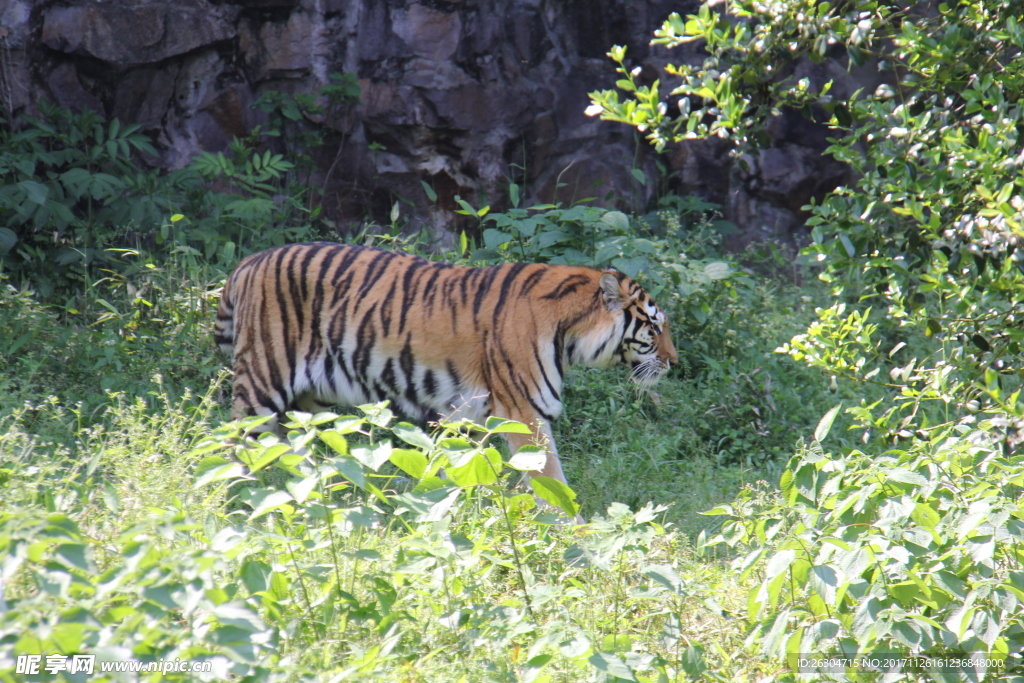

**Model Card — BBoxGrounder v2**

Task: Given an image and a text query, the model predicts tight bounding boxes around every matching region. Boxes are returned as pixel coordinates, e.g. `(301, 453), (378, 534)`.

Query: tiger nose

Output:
(662, 336), (678, 366)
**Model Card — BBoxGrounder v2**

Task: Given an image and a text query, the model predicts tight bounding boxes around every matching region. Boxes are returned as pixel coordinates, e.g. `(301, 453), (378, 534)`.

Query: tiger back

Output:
(215, 242), (677, 486)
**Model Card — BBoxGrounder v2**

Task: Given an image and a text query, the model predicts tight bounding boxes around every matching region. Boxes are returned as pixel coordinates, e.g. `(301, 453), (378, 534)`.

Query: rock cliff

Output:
(1, 0), (881, 243)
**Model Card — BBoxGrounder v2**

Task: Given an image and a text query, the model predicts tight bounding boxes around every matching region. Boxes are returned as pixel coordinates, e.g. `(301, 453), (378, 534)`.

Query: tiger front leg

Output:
(499, 417), (585, 525)
(500, 421), (566, 482)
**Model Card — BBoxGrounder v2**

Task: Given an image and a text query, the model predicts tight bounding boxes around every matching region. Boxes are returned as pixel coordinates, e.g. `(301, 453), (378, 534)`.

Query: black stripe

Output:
(334, 348), (353, 384)
(308, 248), (335, 377)
(590, 331), (617, 361)
(532, 343), (560, 402)
(353, 302), (378, 377)
(323, 348), (338, 394)
(423, 266), (444, 312)
(381, 357), (399, 394)
(297, 244), (322, 303)
(356, 249), (397, 300)
(519, 267), (547, 296)
(446, 359), (461, 390)
(380, 276), (398, 336)
(540, 274), (591, 300)
(264, 263), (293, 406)
(399, 335), (419, 404)
(423, 369), (437, 397)
(472, 266), (502, 321)
(285, 248), (306, 333)
(329, 247), (364, 306)
(490, 262), (528, 323)
(459, 268), (477, 307)
(440, 271), (456, 310)
(398, 260), (428, 332)
(553, 323), (566, 379)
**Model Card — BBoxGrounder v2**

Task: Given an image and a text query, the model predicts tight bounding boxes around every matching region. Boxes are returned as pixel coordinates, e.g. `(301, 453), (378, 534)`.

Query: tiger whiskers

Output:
(630, 358), (667, 390)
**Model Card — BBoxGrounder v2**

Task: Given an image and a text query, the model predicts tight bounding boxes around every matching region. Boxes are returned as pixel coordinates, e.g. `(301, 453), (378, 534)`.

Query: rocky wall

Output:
(0, 0), (883, 243)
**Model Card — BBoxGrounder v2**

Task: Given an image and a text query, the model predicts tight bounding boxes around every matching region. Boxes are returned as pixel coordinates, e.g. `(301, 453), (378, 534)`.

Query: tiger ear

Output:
(599, 272), (627, 310)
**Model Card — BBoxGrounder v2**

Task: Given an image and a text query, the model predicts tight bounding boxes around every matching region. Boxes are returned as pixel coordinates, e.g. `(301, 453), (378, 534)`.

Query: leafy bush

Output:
(708, 412), (1024, 677)
(0, 82), (358, 298)
(589, 0), (1024, 673)
(1, 404), (757, 682)
(589, 0), (1024, 440)
(0, 101), (166, 296)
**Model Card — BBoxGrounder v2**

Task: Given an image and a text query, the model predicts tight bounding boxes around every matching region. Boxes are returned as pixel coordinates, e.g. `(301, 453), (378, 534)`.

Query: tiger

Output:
(215, 241), (677, 491)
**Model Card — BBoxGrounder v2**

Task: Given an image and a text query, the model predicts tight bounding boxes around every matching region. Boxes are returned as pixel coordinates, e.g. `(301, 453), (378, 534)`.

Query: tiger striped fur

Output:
(215, 242), (677, 488)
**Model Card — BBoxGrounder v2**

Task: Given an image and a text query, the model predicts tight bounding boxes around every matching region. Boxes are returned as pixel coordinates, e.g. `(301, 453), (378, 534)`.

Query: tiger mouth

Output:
(630, 358), (670, 387)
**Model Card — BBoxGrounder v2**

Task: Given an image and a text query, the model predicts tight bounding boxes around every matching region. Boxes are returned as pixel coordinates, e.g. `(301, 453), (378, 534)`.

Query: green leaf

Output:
(530, 476), (579, 518)
(393, 422), (434, 449)
(243, 489), (294, 519)
(250, 443), (290, 473)
(54, 544), (93, 572)
(446, 448), (501, 486)
(507, 446), (547, 472)
(703, 261), (732, 280)
(240, 560), (272, 594)
(19, 180), (50, 205)
(522, 654), (552, 683)
(611, 256), (647, 279)
(644, 564), (685, 594)
(0, 227), (17, 255)
(358, 403), (394, 427)
(810, 565), (838, 604)
(485, 416), (533, 434)
(911, 502), (940, 528)
(483, 228), (513, 250)
(601, 210), (631, 232)
(390, 448), (427, 479)
(588, 651), (637, 681)
(329, 456), (366, 489)
(320, 429), (349, 456)
(886, 468), (928, 486)
(839, 233), (856, 257)
(194, 456), (247, 487)
(814, 404), (842, 442)
(286, 473), (319, 503)
(419, 180), (436, 201)
(352, 441), (392, 472)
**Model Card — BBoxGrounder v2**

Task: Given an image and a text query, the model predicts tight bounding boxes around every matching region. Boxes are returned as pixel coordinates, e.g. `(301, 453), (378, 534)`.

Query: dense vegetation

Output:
(2, 0), (1023, 680)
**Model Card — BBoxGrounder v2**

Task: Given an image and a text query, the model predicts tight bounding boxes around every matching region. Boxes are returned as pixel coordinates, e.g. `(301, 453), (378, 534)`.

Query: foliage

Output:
(0, 66), (861, 681)
(0, 402), (758, 682)
(707, 414), (1024, 679)
(590, 0), (1024, 674)
(0, 80), (363, 297)
(0, 248), (224, 418)
(589, 0), (1024, 440)
(250, 72), (361, 164)
(0, 100), (166, 296)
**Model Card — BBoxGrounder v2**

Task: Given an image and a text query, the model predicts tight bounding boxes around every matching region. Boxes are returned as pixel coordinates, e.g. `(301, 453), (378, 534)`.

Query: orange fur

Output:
(216, 242), (677, 487)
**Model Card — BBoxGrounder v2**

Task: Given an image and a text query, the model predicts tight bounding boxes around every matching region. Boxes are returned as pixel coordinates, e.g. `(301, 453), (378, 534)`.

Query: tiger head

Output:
(598, 271), (678, 386)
